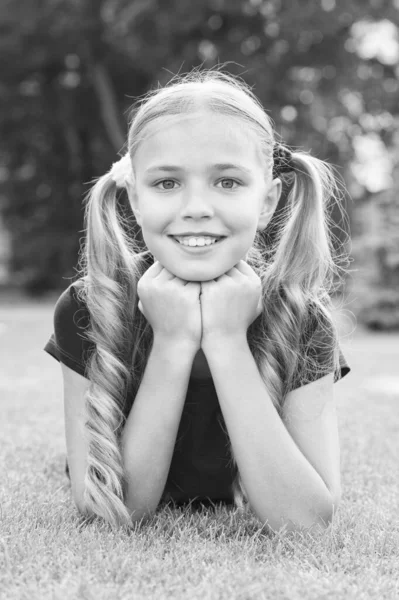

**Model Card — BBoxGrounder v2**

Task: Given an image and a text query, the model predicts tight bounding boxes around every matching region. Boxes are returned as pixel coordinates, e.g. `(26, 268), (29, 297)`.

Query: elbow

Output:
(253, 491), (341, 535)
(72, 484), (93, 518)
(75, 497), (152, 528)
(124, 488), (161, 524)
(308, 482), (342, 530)
(75, 498), (95, 520)
(309, 489), (341, 531)
(74, 488), (94, 519)
(325, 489), (342, 524)
(73, 490), (97, 521)
(73, 489), (87, 516)
(126, 501), (158, 524)
(73, 481), (158, 526)
(129, 509), (153, 525)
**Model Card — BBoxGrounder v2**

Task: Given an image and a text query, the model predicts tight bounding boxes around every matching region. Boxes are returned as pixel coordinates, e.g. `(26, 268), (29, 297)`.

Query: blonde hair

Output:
(75, 66), (350, 528)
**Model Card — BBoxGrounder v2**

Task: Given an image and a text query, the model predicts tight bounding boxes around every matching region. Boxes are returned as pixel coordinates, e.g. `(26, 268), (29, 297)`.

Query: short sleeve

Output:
(43, 280), (95, 379)
(289, 308), (351, 391)
(310, 317), (351, 384)
(336, 346), (350, 382)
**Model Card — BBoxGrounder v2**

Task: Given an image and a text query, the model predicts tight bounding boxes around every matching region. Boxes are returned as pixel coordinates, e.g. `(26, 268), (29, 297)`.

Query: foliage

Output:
(0, 0), (398, 305)
(353, 180), (399, 329)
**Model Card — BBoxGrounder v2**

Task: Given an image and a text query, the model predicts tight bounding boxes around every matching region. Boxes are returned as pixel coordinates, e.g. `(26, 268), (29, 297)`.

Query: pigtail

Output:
(76, 170), (153, 528)
(269, 152), (337, 292)
(230, 152), (347, 511)
(263, 152), (344, 393)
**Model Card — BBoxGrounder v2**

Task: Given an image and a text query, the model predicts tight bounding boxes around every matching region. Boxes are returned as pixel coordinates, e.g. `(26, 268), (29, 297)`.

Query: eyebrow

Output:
(144, 163), (253, 175)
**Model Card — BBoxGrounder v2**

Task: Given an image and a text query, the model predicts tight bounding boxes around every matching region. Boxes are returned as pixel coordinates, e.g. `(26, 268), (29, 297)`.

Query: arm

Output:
(62, 337), (196, 522)
(121, 336), (197, 521)
(203, 335), (339, 534)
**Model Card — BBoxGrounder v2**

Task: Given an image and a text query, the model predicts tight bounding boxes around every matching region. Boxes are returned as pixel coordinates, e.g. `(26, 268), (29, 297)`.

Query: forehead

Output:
(134, 112), (263, 170)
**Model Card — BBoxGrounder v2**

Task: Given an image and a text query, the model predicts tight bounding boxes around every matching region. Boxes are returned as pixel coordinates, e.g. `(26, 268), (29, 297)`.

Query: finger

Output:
(184, 281), (202, 292)
(221, 265), (244, 279)
(155, 267), (178, 282)
(148, 260), (178, 282)
(233, 260), (253, 274)
(215, 260), (248, 279)
(146, 260), (164, 278)
(233, 260), (260, 281)
(153, 263), (192, 286)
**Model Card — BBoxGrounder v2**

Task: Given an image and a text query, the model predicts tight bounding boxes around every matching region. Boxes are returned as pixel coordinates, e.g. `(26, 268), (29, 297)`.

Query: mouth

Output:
(168, 236), (226, 251)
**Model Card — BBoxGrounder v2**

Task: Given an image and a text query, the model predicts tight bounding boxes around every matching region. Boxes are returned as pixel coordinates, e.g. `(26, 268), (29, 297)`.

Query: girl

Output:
(44, 68), (351, 533)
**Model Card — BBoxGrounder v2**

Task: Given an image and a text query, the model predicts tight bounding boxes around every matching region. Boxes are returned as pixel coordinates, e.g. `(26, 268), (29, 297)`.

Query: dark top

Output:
(43, 280), (351, 507)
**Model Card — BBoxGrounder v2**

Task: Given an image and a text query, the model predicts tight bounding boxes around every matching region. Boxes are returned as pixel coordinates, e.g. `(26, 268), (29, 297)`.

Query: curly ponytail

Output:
(76, 171), (153, 528)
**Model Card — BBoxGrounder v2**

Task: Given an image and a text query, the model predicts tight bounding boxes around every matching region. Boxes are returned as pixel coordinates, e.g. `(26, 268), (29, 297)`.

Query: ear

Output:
(257, 177), (282, 232)
(126, 180), (142, 227)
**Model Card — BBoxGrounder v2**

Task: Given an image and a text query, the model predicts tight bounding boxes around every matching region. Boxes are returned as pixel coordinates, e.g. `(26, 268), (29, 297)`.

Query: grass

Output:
(0, 293), (398, 599)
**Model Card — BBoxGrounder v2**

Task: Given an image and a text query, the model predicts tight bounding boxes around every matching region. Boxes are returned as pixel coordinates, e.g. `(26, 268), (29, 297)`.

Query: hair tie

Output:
(110, 153), (133, 188)
(272, 144), (294, 178)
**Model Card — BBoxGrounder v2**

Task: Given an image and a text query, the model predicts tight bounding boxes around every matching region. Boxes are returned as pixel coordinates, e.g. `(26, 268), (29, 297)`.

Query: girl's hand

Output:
(200, 260), (263, 349)
(137, 260), (202, 350)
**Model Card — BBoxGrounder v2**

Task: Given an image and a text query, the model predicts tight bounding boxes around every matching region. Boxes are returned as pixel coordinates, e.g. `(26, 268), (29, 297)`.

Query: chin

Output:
(158, 258), (247, 281)
(186, 274), (216, 282)
(150, 248), (245, 280)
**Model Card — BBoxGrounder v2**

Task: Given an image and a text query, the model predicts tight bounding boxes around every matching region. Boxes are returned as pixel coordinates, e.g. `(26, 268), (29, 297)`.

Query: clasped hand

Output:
(137, 259), (263, 350)
(199, 260), (263, 347)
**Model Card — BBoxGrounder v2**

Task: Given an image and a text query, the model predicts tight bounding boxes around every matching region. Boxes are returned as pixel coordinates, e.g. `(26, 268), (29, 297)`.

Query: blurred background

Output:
(1, 0), (398, 331)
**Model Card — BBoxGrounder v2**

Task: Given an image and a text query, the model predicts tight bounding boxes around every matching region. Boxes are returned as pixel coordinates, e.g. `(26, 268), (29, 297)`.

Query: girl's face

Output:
(129, 111), (282, 282)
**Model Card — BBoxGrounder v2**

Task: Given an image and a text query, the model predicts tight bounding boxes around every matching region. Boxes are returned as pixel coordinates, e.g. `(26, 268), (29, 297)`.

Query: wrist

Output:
(201, 333), (248, 357)
(153, 335), (199, 359)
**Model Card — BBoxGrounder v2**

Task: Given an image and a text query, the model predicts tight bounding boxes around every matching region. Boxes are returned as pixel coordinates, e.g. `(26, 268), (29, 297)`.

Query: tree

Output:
(0, 0), (397, 308)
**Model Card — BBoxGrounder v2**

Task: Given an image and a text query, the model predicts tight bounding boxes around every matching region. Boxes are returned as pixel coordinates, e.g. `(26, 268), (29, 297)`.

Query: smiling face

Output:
(128, 111), (282, 282)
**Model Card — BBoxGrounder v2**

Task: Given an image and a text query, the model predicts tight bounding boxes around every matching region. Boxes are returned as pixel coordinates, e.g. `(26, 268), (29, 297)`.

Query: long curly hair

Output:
(74, 66), (350, 528)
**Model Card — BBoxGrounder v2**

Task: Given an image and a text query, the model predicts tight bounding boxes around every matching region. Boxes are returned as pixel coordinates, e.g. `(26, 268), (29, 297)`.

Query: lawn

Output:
(0, 293), (398, 600)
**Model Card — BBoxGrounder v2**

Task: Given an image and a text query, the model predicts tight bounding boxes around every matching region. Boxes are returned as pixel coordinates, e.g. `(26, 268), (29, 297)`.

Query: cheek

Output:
(234, 219), (259, 244)
(137, 208), (169, 244)
(230, 207), (257, 230)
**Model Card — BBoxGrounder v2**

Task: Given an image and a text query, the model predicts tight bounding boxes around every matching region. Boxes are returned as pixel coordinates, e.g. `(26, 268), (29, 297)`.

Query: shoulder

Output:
(291, 300), (351, 389)
(53, 278), (89, 331)
(52, 277), (94, 362)
(303, 303), (335, 359)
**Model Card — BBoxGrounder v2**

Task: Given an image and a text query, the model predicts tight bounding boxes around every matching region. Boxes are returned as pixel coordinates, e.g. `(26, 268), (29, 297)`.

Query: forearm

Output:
(121, 336), (196, 521)
(203, 336), (333, 533)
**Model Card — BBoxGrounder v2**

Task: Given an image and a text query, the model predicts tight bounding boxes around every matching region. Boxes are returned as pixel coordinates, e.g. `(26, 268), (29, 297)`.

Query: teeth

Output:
(174, 236), (220, 247)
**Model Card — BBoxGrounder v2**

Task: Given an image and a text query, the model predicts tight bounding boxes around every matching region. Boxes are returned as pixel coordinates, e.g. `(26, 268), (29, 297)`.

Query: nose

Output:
(179, 190), (214, 218)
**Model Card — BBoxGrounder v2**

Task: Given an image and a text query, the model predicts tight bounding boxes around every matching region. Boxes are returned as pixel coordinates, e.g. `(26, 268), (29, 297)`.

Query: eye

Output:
(153, 178), (243, 191)
(217, 178), (242, 190)
(154, 179), (177, 190)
